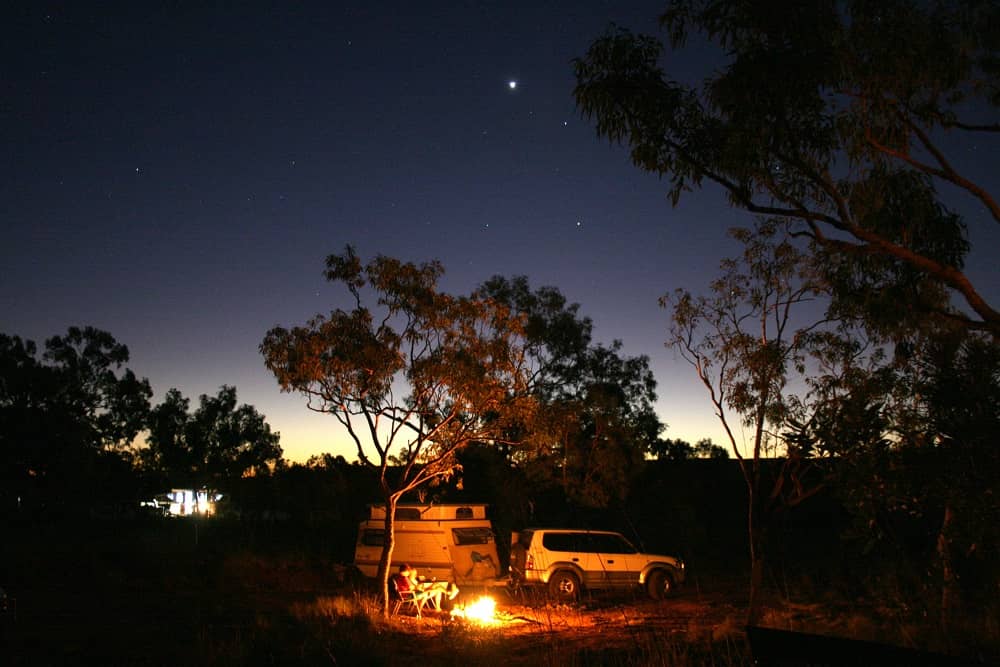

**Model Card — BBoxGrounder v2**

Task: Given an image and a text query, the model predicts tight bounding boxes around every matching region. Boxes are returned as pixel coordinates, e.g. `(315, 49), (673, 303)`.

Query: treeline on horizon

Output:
(0, 320), (973, 596)
(0, 424), (979, 619)
(0, 320), (724, 522)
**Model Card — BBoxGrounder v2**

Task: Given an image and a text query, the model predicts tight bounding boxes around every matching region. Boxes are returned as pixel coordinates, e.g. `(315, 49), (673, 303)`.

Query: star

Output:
(508, 80), (517, 90)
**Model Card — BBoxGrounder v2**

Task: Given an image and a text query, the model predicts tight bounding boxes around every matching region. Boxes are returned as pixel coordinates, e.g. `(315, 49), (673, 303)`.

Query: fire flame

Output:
(450, 595), (498, 624)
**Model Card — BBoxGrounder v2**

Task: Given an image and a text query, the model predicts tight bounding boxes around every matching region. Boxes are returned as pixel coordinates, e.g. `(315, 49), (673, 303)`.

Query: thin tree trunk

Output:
(747, 495), (766, 626)
(936, 503), (957, 633)
(379, 495), (398, 618)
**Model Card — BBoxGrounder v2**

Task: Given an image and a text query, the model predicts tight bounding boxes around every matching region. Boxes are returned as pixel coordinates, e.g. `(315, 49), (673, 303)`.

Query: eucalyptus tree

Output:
(143, 385), (282, 490)
(832, 332), (1000, 627)
(477, 276), (662, 508)
(575, 0), (1000, 336)
(663, 220), (831, 621)
(260, 247), (536, 613)
(0, 327), (152, 514)
(43, 326), (152, 457)
(908, 333), (1000, 624)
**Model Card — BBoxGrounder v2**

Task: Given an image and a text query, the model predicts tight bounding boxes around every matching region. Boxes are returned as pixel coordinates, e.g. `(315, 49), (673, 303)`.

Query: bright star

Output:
(508, 80), (517, 90)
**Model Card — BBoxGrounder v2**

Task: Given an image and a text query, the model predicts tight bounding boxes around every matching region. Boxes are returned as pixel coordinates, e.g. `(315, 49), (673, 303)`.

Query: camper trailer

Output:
(354, 503), (503, 586)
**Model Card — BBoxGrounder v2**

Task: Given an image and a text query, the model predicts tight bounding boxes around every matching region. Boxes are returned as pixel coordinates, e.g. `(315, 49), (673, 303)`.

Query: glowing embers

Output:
(450, 595), (499, 625)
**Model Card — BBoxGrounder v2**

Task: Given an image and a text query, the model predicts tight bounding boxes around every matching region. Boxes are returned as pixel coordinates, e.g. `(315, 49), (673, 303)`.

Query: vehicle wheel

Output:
(548, 570), (580, 602)
(646, 569), (673, 600)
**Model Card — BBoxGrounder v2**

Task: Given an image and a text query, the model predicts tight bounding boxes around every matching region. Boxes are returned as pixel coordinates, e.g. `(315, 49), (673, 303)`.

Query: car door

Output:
(592, 532), (642, 588)
(539, 532), (602, 587)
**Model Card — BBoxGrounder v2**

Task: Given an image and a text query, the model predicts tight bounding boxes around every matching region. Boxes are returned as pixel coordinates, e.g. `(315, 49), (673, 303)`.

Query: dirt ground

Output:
(383, 584), (753, 665)
(6, 577), (995, 666)
(377, 583), (997, 666)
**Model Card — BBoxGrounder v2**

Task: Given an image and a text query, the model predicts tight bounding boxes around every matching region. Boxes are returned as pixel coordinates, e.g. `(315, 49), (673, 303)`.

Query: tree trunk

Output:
(748, 555), (765, 625)
(379, 495), (398, 618)
(746, 496), (767, 626)
(936, 503), (957, 633)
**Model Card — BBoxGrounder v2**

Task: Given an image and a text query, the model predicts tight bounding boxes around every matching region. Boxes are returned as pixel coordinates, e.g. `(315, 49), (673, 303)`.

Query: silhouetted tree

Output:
(143, 388), (191, 483)
(805, 332), (1000, 629)
(909, 334), (1000, 626)
(478, 276), (662, 508)
(693, 438), (728, 459)
(663, 221), (831, 622)
(575, 0), (1000, 334)
(651, 437), (729, 460)
(142, 385), (282, 491)
(650, 437), (694, 460)
(276, 454), (372, 523)
(0, 327), (151, 515)
(0, 334), (50, 514)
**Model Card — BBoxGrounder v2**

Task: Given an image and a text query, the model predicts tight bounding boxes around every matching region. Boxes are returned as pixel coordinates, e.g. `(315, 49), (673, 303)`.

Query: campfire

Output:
(450, 595), (499, 625)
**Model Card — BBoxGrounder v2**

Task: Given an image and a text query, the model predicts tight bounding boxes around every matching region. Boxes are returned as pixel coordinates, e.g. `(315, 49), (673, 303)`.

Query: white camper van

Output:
(353, 503), (503, 586)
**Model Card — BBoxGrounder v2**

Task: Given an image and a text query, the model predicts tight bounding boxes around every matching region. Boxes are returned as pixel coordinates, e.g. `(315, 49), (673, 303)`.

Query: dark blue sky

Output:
(4, 2), (997, 462)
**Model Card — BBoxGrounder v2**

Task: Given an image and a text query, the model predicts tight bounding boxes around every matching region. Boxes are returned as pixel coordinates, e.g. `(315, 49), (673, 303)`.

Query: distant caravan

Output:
(353, 503), (505, 586)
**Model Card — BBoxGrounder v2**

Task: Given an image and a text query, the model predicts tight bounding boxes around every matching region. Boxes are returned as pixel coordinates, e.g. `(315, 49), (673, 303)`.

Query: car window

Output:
(591, 533), (637, 554)
(541, 532), (581, 552)
(576, 533), (601, 553)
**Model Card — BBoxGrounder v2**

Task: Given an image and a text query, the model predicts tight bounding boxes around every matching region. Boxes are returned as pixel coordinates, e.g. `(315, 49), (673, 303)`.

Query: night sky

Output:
(5, 3), (998, 463)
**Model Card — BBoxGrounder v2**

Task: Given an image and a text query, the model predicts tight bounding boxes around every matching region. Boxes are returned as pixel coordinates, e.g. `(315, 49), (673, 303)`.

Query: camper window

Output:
(452, 527), (493, 545)
(394, 507), (421, 520)
(455, 507), (473, 519)
(361, 529), (385, 546)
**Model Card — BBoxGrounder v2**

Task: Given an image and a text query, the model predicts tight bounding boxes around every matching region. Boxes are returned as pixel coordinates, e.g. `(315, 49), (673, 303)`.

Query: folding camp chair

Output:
(391, 576), (428, 618)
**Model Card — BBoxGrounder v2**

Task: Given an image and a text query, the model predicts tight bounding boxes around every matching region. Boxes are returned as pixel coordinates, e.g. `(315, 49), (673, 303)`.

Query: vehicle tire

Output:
(646, 569), (673, 600)
(548, 570), (580, 602)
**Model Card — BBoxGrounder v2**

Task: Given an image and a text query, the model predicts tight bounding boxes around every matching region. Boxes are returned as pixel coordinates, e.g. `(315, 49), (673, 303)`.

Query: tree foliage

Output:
(575, 0), (1000, 334)
(0, 326), (152, 515)
(142, 385), (283, 490)
(651, 437), (729, 460)
(478, 276), (662, 508)
(819, 332), (1000, 621)
(663, 220), (833, 620)
(42, 326), (152, 455)
(260, 248), (537, 613)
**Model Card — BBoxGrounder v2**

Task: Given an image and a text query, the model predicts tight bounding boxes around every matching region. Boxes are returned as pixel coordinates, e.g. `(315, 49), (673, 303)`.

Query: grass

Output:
(3, 519), (997, 665)
(280, 590), (755, 667)
(221, 588), (757, 667)
(7, 573), (994, 667)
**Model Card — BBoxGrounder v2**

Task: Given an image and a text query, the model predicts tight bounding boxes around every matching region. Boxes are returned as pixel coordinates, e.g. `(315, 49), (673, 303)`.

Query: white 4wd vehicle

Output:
(510, 529), (685, 601)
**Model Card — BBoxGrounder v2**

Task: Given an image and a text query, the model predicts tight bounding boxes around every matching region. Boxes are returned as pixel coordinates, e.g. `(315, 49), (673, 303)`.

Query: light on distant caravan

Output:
(141, 489), (223, 517)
